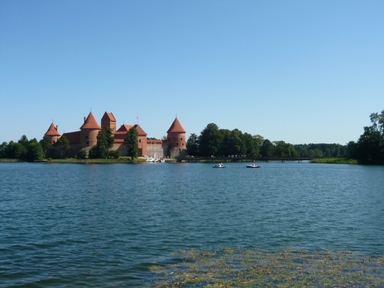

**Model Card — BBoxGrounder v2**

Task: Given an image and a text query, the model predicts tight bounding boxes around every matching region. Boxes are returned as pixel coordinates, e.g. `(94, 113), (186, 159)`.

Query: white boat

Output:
(146, 157), (155, 162)
(212, 163), (226, 168)
(246, 163), (261, 168)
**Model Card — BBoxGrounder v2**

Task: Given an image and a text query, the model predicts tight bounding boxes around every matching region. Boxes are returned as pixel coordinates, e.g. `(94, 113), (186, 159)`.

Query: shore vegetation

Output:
(310, 158), (358, 164)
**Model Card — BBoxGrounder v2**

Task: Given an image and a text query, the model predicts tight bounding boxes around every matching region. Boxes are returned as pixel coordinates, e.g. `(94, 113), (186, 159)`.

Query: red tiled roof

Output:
(134, 124), (147, 136)
(116, 124), (133, 132)
(80, 112), (101, 130)
(167, 117), (186, 133)
(102, 112), (116, 122)
(62, 131), (81, 145)
(45, 123), (61, 136)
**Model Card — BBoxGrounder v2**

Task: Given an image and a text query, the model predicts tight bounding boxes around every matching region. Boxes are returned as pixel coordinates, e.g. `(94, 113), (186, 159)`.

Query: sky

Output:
(1, 0), (383, 145)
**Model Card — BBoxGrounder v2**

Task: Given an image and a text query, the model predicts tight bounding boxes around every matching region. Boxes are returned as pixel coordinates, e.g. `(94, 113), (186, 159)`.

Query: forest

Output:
(186, 110), (384, 164)
(186, 124), (348, 159)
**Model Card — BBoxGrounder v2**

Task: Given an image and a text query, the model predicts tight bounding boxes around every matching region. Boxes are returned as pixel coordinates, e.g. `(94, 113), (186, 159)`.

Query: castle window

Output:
(85, 136), (88, 139)
(139, 139), (141, 143)
(86, 141), (89, 145)
(180, 138), (182, 140)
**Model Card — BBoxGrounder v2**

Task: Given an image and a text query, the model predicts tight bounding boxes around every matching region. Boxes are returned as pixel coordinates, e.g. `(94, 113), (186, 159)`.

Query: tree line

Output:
(186, 123), (349, 159)
(1, 110), (382, 163)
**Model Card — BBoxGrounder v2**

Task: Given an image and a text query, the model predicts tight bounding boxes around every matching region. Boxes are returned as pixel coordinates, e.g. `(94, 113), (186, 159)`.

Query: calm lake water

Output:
(1, 162), (383, 287)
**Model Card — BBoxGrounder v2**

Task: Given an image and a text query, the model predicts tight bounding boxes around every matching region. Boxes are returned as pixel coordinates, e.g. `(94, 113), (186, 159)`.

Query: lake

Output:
(1, 162), (383, 286)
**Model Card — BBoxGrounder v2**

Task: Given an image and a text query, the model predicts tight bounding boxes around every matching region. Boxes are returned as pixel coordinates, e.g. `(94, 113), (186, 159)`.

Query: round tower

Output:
(167, 117), (187, 157)
(80, 112), (101, 147)
(44, 122), (61, 144)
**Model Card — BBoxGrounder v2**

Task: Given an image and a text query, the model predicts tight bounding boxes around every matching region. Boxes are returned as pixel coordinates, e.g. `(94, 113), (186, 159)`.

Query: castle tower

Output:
(167, 117), (187, 157)
(133, 124), (148, 156)
(44, 122), (61, 144)
(80, 112), (101, 147)
(101, 112), (116, 133)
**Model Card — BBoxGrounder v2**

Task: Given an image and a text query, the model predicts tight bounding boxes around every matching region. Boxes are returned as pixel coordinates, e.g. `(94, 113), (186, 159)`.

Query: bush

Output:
(108, 150), (120, 159)
(77, 149), (86, 159)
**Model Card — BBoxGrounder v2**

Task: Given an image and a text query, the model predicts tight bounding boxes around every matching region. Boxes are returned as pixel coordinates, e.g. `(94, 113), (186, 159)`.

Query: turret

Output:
(80, 112), (101, 147)
(44, 122), (61, 144)
(101, 112), (117, 133)
(167, 117), (187, 157)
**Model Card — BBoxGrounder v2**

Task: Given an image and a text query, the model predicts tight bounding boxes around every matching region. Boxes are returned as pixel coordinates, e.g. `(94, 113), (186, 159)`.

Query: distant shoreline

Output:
(0, 157), (360, 164)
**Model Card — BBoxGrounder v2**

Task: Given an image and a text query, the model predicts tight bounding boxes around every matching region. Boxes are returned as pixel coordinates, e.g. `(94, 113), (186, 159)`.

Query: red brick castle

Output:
(44, 112), (187, 158)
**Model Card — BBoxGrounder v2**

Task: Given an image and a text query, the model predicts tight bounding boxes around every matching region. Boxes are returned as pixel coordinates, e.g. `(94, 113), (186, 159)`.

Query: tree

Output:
(18, 135), (29, 159)
(125, 127), (139, 159)
(96, 128), (114, 158)
(77, 149), (86, 159)
(198, 123), (222, 157)
(6, 141), (26, 159)
(242, 133), (258, 157)
(108, 150), (120, 159)
(186, 133), (199, 156)
(88, 146), (99, 159)
(26, 140), (44, 162)
(260, 139), (274, 158)
(57, 136), (70, 157)
(351, 110), (384, 163)
(39, 135), (52, 156)
(228, 129), (245, 156)
(0, 142), (7, 158)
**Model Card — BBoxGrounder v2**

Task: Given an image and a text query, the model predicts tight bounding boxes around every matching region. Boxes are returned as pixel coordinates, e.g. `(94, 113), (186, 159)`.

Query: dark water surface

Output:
(1, 162), (383, 286)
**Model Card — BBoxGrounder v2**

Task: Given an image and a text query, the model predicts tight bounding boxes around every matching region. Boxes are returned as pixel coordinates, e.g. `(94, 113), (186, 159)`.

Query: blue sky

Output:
(1, 0), (383, 145)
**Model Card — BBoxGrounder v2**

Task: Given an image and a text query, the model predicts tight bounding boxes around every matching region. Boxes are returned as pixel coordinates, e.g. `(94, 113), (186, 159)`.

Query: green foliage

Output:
(186, 133), (199, 156)
(26, 141), (44, 161)
(39, 135), (52, 155)
(88, 146), (99, 159)
(125, 127), (139, 159)
(311, 158), (358, 164)
(76, 149), (86, 159)
(260, 139), (274, 157)
(0, 142), (8, 158)
(7, 141), (27, 159)
(108, 149), (120, 159)
(294, 143), (348, 158)
(96, 128), (115, 158)
(57, 136), (70, 158)
(198, 123), (222, 156)
(349, 110), (384, 164)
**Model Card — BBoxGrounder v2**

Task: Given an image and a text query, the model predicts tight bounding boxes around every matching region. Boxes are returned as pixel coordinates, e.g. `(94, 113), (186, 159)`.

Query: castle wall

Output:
(146, 141), (166, 158)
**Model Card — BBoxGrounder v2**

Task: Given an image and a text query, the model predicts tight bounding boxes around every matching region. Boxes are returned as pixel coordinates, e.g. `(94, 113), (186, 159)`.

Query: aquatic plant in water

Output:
(147, 247), (384, 287)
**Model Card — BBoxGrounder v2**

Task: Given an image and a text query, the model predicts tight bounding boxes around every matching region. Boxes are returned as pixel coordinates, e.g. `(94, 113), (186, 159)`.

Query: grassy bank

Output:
(311, 158), (358, 164)
(148, 247), (384, 287)
(0, 158), (147, 164)
(46, 157), (147, 164)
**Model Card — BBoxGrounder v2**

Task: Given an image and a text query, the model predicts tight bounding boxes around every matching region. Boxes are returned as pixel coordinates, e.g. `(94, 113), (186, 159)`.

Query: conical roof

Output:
(167, 117), (186, 133)
(80, 112), (101, 130)
(134, 124), (147, 136)
(45, 122), (61, 136)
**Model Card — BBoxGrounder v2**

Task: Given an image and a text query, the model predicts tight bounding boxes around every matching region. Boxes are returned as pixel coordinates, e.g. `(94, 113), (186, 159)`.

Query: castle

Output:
(44, 112), (187, 158)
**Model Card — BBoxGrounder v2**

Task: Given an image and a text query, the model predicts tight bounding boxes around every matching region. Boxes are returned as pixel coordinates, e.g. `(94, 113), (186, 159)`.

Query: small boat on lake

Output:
(212, 163), (226, 168)
(246, 163), (261, 168)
